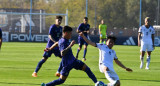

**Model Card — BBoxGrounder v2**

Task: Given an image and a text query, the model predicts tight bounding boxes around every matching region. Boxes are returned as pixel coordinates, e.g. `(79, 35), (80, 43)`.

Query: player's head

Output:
(83, 17), (88, 24)
(63, 26), (72, 39)
(106, 36), (116, 49)
(55, 16), (63, 25)
(101, 19), (104, 24)
(145, 17), (150, 26)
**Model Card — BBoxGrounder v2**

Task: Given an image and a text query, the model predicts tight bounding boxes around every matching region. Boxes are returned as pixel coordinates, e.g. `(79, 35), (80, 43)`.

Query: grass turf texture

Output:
(0, 42), (160, 86)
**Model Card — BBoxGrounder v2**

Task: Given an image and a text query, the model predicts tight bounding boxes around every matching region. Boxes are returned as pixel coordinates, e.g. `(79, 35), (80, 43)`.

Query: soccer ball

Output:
(95, 81), (105, 86)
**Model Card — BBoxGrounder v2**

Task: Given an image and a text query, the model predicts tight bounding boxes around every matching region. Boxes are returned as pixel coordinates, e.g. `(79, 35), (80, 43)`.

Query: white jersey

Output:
(96, 43), (118, 72)
(138, 25), (155, 44)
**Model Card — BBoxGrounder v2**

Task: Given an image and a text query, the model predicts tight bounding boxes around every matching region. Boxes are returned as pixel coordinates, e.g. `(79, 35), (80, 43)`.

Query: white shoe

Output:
(140, 62), (143, 69)
(145, 67), (149, 70)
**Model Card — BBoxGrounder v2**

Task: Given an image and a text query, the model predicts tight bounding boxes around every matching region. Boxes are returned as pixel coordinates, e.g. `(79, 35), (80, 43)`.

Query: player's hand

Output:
(79, 32), (84, 37)
(70, 40), (76, 47)
(126, 68), (133, 72)
(44, 48), (51, 52)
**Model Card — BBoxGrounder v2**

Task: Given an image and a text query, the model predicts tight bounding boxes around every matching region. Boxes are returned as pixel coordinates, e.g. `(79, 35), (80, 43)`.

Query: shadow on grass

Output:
(0, 82), (91, 86)
(121, 79), (160, 82)
(0, 82), (40, 85)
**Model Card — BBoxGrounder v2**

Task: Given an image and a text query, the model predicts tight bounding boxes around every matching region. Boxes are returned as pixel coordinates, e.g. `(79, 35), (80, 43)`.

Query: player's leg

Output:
(77, 61), (97, 84)
(32, 50), (53, 77)
(76, 39), (82, 59)
(82, 44), (87, 61)
(41, 65), (71, 86)
(146, 51), (151, 70)
(32, 57), (48, 77)
(140, 43), (146, 69)
(55, 61), (62, 77)
(99, 36), (102, 43)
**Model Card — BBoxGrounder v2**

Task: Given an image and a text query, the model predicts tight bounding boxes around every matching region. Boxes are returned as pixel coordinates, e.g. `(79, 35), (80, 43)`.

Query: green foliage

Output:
(0, 0), (158, 28)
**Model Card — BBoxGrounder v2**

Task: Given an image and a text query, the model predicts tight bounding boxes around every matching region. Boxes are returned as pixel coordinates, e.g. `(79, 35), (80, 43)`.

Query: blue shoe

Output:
(41, 83), (46, 86)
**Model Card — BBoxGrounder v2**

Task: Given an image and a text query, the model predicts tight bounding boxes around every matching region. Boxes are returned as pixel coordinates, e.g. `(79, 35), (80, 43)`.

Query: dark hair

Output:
(107, 35), (116, 43)
(63, 26), (72, 32)
(56, 16), (63, 19)
(84, 17), (88, 20)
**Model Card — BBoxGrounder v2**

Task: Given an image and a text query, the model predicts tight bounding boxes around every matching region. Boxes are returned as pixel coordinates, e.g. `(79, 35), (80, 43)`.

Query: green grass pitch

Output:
(0, 42), (160, 86)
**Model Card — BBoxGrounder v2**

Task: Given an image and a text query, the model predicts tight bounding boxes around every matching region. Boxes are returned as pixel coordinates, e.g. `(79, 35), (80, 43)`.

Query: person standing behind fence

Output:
(0, 28), (2, 50)
(99, 19), (107, 44)
(138, 17), (155, 70)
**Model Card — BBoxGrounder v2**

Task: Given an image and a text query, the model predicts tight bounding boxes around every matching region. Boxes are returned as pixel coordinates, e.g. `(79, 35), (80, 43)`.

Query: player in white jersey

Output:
(138, 17), (155, 70)
(79, 32), (132, 86)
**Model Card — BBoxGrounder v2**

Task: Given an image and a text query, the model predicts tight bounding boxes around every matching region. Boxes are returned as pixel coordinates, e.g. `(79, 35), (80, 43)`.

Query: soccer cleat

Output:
(55, 72), (60, 77)
(82, 58), (86, 61)
(140, 62), (143, 69)
(41, 83), (46, 86)
(145, 67), (149, 70)
(32, 72), (37, 77)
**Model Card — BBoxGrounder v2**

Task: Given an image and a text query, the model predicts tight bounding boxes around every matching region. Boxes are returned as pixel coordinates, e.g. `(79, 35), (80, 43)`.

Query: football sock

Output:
(46, 78), (65, 86)
(83, 48), (87, 58)
(57, 61), (62, 73)
(140, 56), (144, 68)
(85, 66), (97, 83)
(99, 40), (102, 43)
(35, 59), (46, 73)
(76, 49), (80, 58)
(146, 56), (151, 68)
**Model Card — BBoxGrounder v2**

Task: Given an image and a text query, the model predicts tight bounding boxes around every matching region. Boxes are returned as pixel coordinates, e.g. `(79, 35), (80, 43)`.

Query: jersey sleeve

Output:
(77, 24), (83, 32)
(58, 40), (66, 52)
(113, 50), (118, 59)
(138, 26), (142, 33)
(152, 27), (155, 34)
(96, 43), (104, 49)
(49, 25), (54, 35)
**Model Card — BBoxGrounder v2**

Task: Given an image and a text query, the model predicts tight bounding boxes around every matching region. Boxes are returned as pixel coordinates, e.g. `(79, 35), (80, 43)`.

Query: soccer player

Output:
(76, 17), (90, 61)
(79, 32), (132, 86)
(138, 17), (155, 70)
(32, 16), (63, 77)
(0, 28), (2, 50)
(99, 19), (107, 44)
(41, 26), (99, 86)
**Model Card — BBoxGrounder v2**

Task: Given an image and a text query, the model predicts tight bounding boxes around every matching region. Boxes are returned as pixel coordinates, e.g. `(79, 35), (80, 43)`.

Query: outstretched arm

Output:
(44, 42), (58, 51)
(79, 32), (96, 47)
(61, 40), (75, 56)
(0, 38), (2, 50)
(114, 59), (132, 72)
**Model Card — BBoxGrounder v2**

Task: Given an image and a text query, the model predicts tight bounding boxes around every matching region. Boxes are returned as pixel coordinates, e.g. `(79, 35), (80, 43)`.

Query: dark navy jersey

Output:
(77, 23), (90, 38)
(58, 38), (75, 67)
(0, 28), (2, 38)
(47, 24), (62, 47)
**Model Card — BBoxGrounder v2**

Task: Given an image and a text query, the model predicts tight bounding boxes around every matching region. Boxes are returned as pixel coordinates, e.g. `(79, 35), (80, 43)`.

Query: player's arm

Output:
(99, 25), (101, 35)
(79, 32), (96, 47)
(48, 35), (56, 43)
(138, 32), (141, 47)
(61, 40), (75, 56)
(114, 59), (132, 72)
(0, 31), (2, 50)
(44, 42), (58, 52)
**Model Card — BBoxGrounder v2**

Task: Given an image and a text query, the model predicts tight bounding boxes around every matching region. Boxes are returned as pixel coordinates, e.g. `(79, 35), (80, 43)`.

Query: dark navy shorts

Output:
(43, 47), (61, 58)
(78, 38), (88, 47)
(60, 59), (84, 76)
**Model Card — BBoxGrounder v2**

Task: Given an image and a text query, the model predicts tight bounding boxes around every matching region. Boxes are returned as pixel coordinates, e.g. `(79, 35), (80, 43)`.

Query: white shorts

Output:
(140, 43), (153, 52)
(99, 64), (119, 85)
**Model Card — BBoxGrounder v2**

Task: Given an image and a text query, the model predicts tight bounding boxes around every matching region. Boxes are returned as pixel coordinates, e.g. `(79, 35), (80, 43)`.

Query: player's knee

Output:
(58, 78), (65, 84)
(114, 80), (120, 86)
(84, 66), (91, 72)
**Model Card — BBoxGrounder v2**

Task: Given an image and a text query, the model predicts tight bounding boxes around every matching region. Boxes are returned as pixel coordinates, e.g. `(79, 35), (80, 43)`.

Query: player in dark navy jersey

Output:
(76, 17), (90, 61)
(32, 16), (63, 77)
(0, 28), (2, 50)
(41, 26), (98, 86)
